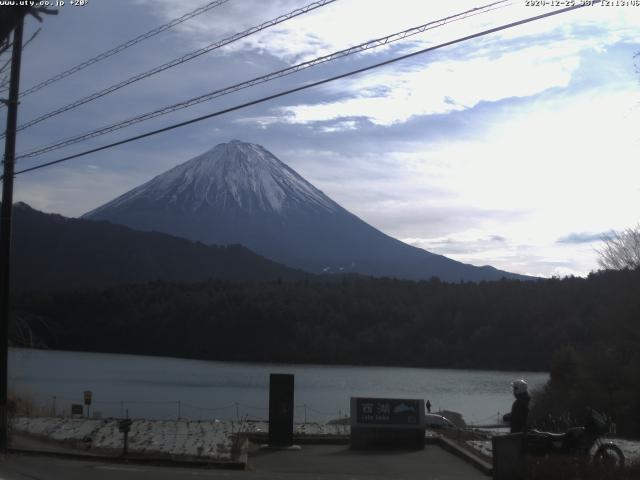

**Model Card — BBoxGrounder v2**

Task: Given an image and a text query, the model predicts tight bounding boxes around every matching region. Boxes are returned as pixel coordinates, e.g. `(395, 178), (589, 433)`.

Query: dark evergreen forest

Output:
(10, 268), (640, 435)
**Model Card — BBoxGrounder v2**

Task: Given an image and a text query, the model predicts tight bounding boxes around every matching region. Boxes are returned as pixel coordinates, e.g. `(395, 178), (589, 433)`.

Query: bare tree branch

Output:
(597, 224), (640, 270)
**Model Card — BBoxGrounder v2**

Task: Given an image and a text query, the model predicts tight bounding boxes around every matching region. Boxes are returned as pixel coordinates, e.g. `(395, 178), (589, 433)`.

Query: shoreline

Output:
(10, 346), (550, 375)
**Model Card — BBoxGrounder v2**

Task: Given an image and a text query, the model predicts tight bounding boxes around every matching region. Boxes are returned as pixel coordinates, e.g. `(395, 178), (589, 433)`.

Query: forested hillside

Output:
(11, 269), (638, 370)
(10, 203), (308, 290)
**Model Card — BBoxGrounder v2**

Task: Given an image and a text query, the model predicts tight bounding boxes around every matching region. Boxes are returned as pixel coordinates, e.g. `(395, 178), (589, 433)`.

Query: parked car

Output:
(425, 414), (455, 429)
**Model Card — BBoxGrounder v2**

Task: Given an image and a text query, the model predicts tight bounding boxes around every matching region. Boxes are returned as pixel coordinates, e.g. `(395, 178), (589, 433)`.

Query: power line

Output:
(0, 28), (40, 89)
(12, 1), (599, 178)
(0, 28), (39, 75)
(0, 0), (233, 99)
(4, 0), (337, 138)
(16, 0), (510, 161)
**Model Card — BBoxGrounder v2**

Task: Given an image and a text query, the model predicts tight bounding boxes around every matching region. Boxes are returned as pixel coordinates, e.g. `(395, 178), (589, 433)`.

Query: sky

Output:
(3, 0), (640, 278)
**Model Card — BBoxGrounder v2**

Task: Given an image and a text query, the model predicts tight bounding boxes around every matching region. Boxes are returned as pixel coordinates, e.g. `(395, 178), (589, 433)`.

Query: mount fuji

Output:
(83, 140), (529, 282)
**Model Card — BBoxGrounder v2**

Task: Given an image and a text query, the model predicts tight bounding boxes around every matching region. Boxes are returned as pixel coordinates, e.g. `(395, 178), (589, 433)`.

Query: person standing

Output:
(426, 400), (432, 413)
(508, 379), (530, 433)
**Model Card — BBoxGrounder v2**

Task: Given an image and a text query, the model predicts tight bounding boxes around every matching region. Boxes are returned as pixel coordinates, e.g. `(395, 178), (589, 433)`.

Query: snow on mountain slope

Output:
(87, 140), (338, 217)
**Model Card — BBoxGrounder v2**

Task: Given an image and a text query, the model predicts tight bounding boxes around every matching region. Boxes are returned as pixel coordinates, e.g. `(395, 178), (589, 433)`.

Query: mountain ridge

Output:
(10, 202), (309, 291)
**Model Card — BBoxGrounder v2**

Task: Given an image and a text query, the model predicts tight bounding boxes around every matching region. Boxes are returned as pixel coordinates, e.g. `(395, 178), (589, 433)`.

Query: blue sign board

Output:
(351, 397), (424, 428)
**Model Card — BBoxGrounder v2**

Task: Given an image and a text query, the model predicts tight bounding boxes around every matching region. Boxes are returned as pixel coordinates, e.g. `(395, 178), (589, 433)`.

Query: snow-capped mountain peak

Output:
(88, 140), (338, 216)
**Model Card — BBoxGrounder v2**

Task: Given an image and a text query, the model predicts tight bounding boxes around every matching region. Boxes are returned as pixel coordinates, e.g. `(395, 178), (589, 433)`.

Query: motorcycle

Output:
(526, 409), (625, 469)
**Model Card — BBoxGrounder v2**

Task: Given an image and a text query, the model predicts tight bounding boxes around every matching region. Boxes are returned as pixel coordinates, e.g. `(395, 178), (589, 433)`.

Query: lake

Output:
(9, 348), (547, 425)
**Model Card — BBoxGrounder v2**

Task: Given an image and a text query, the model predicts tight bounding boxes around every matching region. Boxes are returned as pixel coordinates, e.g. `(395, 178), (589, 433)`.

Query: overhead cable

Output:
(0, 28), (40, 89)
(17, 0), (510, 160)
(0, 0), (233, 99)
(6, 0), (337, 137)
(12, 1), (599, 177)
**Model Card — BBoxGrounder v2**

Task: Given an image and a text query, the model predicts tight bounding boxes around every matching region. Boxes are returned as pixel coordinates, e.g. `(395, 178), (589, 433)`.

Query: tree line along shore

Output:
(9, 267), (640, 437)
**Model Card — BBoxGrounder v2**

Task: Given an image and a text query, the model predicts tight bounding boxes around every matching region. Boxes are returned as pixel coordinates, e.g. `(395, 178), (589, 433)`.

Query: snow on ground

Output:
(11, 417), (353, 462)
(465, 437), (640, 465)
(467, 439), (493, 458)
(12, 417), (245, 462)
(11, 415), (448, 464)
(13, 417), (104, 443)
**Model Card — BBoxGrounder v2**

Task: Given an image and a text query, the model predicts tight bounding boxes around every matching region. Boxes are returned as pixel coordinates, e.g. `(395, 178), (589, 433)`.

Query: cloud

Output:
(276, 41), (581, 126)
(131, 0), (514, 61)
(133, 0), (640, 65)
(318, 119), (360, 133)
(404, 232), (600, 278)
(403, 233), (508, 255)
(557, 231), (610, 244)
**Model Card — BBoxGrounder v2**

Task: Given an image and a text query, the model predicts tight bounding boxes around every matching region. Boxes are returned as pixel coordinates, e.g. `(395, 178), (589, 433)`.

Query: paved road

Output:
(0, 445), (488, 480)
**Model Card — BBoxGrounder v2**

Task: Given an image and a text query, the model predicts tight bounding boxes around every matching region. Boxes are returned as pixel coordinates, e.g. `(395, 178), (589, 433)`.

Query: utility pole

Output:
(0, 17), (23, 452)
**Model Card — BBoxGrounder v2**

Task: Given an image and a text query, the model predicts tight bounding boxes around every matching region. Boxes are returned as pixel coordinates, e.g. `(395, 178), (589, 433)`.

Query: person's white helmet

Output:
(512, 379), (528, 395)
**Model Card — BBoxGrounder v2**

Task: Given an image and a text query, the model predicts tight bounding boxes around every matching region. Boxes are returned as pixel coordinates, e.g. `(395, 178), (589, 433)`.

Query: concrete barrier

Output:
(492, 433), (524, 480)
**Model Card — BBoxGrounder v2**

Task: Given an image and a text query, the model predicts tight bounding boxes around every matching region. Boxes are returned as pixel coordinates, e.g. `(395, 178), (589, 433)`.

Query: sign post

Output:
(83, 390), (92, 418)
(71, 404), (84, 417)
(119, 418), (133, 456)
(350, 397), (425, 450)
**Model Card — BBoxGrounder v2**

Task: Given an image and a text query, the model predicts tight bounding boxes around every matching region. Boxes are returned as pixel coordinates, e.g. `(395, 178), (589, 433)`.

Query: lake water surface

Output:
(9, 348), (547, 425)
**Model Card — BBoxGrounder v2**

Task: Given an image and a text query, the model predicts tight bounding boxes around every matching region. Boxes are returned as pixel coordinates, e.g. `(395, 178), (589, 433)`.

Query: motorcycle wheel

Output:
(592, 444), (625, 469)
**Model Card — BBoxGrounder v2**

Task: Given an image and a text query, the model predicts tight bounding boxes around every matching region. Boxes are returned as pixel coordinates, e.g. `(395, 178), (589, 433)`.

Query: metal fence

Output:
(38, 396), (348, 424)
